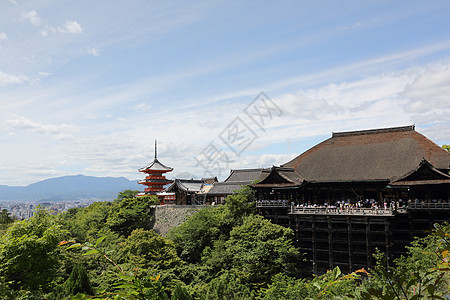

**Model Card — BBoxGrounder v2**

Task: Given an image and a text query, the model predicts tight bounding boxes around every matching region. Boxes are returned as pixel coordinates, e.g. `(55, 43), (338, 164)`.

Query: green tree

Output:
(222, 186), (256, 222)
(0, 209), (14, 225)
(63, 236), (171, 300)
(167, 186), (257, 264)
(202, 273), (255, 300)
(0, 208), (67, 292)
(107, 195), (158, 237)
(120, 229), (182, 270)
(60, 201), (112, 242)
(167, 206), (225, 263)
(221, 214), (302, 289)
(63, 263), (94, 296)
(442, 144), (450, 152)
(0, 209), (15, 233)
(116, 190), (140, 202)
(259, 273), (309, 300)
(171, 282), (192, 300)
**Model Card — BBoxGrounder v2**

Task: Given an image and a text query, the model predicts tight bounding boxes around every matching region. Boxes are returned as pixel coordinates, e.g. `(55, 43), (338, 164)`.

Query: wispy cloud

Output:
(6, 114), (77, 140)
(84, 47), (100, 56)
(57, 20), (83, 34)
(21, 10), (41, 27)
(21, 10), (82, 36)
(0, 70), (27, 86)
(38, 71), (51, 77)
(40, 20), (83, 36)
(0, 32), (7, 41)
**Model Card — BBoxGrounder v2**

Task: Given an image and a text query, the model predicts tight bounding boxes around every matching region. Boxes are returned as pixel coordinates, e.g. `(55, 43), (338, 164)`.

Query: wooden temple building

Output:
(160, 177), (217, 205)
(207, 168), (267, 204)
(138, 141), (173, 198)
(251, 125), (450, 274)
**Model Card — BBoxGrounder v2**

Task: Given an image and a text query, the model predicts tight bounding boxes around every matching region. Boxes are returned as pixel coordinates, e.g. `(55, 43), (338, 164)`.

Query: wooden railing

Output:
(256, 200), (290, 207)
(408, 202), (450, 209)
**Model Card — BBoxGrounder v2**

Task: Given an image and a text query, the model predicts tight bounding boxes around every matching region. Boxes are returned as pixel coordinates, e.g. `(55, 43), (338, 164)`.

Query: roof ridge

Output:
(230, 168), (265, 172)
(332, 125), (415, 138)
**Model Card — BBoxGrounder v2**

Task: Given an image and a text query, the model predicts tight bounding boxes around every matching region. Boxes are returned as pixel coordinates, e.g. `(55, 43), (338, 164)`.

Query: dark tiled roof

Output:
(393, 158), (450, 182)
(277, 168), (304, 184)
(206, 168), (269, 196)
(165, 179), (204, 193)
(251, 167), (304, 188)
(207, 181), (251, 195)
(224, 168), (268, 183)
(389, 179), (450, 186)
(139, 158), (173, 172)
(282, 125), (450, 182)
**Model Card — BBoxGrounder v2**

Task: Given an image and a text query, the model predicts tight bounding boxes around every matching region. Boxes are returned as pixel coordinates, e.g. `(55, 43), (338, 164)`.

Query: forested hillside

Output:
(0, 188), (448, 299)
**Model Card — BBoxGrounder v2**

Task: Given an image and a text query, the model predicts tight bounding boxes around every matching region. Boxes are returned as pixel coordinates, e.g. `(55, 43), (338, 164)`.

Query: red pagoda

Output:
(138, 140), (173, 196)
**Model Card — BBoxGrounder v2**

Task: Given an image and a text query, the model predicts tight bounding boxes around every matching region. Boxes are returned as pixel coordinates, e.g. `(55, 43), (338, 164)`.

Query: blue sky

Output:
(1, 0), (449, 186)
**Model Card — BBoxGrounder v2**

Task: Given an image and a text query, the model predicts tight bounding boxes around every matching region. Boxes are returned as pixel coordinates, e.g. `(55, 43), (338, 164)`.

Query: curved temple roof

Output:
(139, 158), (173, 172)
(139, 140), (174, 172)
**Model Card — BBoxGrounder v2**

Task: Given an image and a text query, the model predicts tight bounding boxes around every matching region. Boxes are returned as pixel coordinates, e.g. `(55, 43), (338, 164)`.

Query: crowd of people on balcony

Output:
(256, 197), (449, 211)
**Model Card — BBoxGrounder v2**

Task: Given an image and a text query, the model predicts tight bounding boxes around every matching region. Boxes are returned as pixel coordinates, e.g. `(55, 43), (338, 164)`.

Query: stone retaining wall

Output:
(152, 205), (203, 236)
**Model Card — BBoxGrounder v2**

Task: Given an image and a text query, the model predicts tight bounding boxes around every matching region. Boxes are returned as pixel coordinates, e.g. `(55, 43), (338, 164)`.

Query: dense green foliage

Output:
(107, 195), (158, 237)
(0, 188), (448, 299)
(119, 228), (182, 270)
(0, 208), (67, 292)
(63, 263), (94, 296)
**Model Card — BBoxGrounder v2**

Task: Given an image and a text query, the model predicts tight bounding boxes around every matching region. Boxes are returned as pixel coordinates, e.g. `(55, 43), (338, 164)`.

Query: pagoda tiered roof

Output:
(139, 158), (173, 173)
(138, 140), (174, 195)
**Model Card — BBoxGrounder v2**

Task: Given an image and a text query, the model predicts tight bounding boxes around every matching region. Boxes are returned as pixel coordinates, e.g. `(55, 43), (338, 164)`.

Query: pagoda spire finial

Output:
(154, 139), (157, 159)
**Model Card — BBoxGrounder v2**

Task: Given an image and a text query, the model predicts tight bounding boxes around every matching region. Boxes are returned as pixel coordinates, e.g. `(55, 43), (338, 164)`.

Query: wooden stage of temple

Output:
(256, 201), (450, 275)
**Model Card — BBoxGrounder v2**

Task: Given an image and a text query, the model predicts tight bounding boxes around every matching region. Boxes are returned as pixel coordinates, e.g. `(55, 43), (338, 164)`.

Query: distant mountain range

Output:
(0, 175), (141, 203)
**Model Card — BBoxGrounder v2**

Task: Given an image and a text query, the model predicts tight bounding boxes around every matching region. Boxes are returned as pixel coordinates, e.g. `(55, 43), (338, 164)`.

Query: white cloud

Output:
(6, 114), (77, 140)
(0, 32), (7, 41)
(37, 20), (83, 36)
(401, 63), (450, 113)
(419, 123), (450, 143)
(85, 48), (99, 56)
(57, 20), (82, 34)
(0, 70), (27, 86)
(40, 29), (48, 37)
(21, 10), (41, 27)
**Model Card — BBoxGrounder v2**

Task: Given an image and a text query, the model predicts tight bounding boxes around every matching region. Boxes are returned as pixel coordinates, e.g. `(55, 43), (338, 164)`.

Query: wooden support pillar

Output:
(365, 218), (372, 269)
(347, 217), (353, 271)
(312, 216), (317, 275)
(328, 216), (333, 270)
(384, 218), (390, 269)
(409, 214), (414, 241)
(294, 216), (299, 244)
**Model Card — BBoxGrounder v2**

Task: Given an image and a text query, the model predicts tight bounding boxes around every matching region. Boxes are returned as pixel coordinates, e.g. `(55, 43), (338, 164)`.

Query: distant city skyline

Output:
(1, 1), (449, 185)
